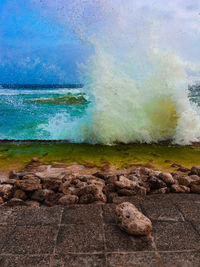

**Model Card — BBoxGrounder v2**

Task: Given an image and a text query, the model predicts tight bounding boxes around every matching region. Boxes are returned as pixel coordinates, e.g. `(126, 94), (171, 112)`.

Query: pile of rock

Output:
(0, 163), (200, 207)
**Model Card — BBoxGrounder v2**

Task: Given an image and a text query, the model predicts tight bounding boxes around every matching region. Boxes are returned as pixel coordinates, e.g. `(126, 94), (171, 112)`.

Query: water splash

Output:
(36, 0), (200, 144)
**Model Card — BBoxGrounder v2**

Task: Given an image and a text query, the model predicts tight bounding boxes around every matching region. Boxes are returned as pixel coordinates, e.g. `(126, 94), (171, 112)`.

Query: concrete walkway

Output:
(0, 193), (200, 267)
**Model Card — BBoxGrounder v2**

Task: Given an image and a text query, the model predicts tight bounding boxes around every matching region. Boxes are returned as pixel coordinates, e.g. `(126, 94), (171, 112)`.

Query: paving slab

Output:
(61, 205), (103, 225)
(52, 254), (106, 267)
(56, 224), (105, 254)
(104, 224), (154, 252)
(177, 201), (200, 222)
(1, 225), (59, 254)
(152, 221), (200, 251)
(106, 252), (161, 267)
(0, 255), (50, 267)
(0, 193), (200, 266)
(159, 251), (200, 267)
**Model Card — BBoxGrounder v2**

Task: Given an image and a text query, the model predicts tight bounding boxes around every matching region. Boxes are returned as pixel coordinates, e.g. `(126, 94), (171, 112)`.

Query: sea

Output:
(0, 84), (88, 140)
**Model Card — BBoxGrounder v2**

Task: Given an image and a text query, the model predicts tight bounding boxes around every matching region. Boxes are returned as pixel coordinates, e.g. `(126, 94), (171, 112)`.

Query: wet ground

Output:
(0, 193), (200, 266)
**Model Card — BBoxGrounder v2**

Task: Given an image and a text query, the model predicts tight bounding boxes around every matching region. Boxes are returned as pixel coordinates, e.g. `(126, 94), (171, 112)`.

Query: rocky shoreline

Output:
(1, 159), (200, 207)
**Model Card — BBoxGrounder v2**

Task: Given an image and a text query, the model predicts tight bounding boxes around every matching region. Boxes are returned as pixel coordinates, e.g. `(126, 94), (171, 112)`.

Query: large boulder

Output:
(115, 202), (152, 236)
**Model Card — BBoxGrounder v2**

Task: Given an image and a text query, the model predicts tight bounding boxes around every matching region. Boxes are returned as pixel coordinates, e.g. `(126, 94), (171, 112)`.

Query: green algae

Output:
(0, 143), (200, 172)
(27, 94), (87, 105)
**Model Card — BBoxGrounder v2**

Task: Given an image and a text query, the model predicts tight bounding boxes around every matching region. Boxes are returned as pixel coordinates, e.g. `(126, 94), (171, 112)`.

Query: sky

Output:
(0, 0), (91, 84)
(0, 0), (200, 84)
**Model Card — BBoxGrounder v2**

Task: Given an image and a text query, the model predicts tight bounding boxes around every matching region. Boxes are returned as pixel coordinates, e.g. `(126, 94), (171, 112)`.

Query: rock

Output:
(177, 166), (190, 173)
(0, 184), (13, 200)
(1, 179), (17, 185)
(58, 195), (79, 205)
(190, 166), (200, 176)
(115, 176), (137, 189)
(41, 177), (63, 191)
(0, 197), (4, 205)
(175, 175), (200, 187)
(4, 198), (27, 207)
(13, 189), (27, 200)
(171, 184), (190, 193)
(159, 172), (175, 185)
(115, 202), (152, 236)
(103, 184), (116, 196)
(148, 176), (166, 190)
(191, 184), (200, 193)
(16, 176), (41, 192)
(118, 186), (146, 196)
(106, 176), (118, 184)
(44, 192), (61, 206)
(107, 192), (118, 203)
(9, 171), (34, 180)
(31, 189), (54, 202)
(189, 175), (200, 186)
(128, 175), (142, 184)
(8, 170), (18, 179)
(31, 157), (40, 163)
(139, 167), (152, 176)
(79, 193), (95, 204)
(78, 184), (106, 203)
(26, 200), (40, 208)
(151, 187), (168, 194)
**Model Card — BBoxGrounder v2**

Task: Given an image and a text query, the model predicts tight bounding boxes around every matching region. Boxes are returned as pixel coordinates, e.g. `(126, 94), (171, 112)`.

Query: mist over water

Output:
(21, 1), (200, 143)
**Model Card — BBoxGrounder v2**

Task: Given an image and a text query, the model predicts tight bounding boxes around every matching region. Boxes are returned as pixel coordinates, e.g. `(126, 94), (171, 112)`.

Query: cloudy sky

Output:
(0, 0), (200, 84)
(0, 0), (91, 84)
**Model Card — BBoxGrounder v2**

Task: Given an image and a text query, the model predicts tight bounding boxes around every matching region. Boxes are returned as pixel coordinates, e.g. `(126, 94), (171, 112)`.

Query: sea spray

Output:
(34, 0), (200, 144)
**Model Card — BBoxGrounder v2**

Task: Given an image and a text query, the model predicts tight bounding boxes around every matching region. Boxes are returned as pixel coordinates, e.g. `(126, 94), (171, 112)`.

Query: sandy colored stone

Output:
(171, 184), (190, 193)
(115, 202), (152, 236)
(159, 172), (175, 185)
(58, 195), (79, 205)
(0, 184), (13, 200)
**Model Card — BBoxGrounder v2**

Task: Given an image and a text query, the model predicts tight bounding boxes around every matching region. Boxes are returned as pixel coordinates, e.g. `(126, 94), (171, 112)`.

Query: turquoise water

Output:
(0, 87), (88, 140)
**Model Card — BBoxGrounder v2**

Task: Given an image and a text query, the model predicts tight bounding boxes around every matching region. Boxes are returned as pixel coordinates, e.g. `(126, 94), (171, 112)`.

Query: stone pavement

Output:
(0, 193), (200, 267)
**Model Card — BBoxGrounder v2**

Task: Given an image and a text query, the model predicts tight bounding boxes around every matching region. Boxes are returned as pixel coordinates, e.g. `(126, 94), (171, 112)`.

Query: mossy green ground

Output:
(0, 143), (200, 172)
